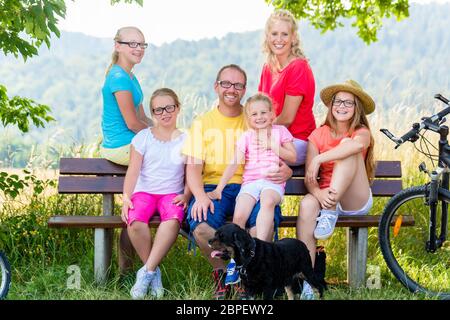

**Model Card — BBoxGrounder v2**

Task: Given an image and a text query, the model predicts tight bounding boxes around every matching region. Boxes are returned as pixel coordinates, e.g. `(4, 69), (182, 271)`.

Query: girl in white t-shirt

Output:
(121, 88), (191, 299)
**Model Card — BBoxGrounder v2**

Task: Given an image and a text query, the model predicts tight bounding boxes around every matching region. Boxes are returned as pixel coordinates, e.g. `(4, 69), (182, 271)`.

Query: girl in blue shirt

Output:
(100, 26), (152, 165)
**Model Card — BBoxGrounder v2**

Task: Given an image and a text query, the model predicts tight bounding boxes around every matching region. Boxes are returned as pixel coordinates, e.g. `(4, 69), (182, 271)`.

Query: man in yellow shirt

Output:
(182, 64), (293, 299)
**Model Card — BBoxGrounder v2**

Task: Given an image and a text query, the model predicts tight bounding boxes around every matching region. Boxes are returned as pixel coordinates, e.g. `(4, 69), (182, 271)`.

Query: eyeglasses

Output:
(152, 104), (178, 115)
(332, 99), (356, 108)
(117, 41), (148, 49)
(217, 80), (246, 91)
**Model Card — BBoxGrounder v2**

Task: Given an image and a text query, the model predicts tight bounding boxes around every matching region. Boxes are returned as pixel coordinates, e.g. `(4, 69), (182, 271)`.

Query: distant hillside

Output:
(0, 3), (449, 167)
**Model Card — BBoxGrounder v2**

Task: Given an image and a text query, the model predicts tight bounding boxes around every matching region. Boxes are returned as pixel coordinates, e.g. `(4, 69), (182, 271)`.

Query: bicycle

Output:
(0, 250), (11, 299)
(379, 93), (450, 299)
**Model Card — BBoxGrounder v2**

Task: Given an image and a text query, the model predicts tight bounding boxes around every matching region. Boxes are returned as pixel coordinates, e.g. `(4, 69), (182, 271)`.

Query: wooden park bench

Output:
(48, 158), (414, 287)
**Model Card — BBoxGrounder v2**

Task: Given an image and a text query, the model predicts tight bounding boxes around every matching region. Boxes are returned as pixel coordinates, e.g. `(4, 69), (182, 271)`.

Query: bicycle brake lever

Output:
(435, 93), (450, 105)
(380, 128), (399, 142)
(381, 128), (403, 147)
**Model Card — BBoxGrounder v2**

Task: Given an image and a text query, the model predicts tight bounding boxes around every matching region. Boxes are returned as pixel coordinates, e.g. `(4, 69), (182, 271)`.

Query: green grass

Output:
(1, 182), (444, 301)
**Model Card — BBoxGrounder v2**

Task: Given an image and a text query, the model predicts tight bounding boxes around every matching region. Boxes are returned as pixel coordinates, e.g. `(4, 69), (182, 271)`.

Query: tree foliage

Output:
(0, 0), (143, 134)
(0, 0), (142, 198)
(0, 0), (142, 61)
(267, 0), (410, 44)
(0, 85), (54, 133)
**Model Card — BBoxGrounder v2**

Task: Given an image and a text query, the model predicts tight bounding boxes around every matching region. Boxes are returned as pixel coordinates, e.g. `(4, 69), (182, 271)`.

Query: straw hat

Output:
(320, 80), (375, 115)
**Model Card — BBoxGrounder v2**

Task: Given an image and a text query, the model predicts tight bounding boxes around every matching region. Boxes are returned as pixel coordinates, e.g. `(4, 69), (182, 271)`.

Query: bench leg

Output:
(118, 229), (135, 274)
(347, 227), (368, 288)
(94, 228), (113, 284)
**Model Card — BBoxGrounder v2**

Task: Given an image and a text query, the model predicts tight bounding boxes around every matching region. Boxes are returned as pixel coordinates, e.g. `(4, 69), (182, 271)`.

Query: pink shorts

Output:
(127, 192), (185, 226)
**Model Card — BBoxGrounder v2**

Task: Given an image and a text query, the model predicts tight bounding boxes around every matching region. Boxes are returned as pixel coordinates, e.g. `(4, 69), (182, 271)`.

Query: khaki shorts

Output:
(100, 144), (131, 166)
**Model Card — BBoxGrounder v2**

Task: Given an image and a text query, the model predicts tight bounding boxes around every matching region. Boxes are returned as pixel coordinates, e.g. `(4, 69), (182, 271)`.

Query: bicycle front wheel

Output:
(0, 251), (11, 299)
(379, 185), (450, 299)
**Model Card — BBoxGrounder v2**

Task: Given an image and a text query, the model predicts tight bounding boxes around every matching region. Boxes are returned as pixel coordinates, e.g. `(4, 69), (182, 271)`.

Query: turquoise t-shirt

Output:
(101, 64), (144, 148)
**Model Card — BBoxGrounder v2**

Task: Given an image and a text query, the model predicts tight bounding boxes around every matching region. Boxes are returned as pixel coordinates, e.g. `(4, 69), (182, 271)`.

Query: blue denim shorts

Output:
(186, 184), (283, 233)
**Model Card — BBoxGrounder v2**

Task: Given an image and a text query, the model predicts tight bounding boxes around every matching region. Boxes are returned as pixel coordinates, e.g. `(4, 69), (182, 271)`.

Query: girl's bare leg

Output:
(255, 189), (281, 241)
(145, 219), (180, 271)
(232, 193), (257, 229)
(128, 221), (152, 264)
(330, 150), (370, 209)
(297, 193), (321, 265)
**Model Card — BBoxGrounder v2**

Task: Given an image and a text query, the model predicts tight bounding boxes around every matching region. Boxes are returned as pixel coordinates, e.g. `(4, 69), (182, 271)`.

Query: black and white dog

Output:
(208, 223), (326, 300)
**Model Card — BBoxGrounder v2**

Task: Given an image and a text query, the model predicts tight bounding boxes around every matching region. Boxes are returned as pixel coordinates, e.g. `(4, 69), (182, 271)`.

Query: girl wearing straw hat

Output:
(296, 80), (376, 299)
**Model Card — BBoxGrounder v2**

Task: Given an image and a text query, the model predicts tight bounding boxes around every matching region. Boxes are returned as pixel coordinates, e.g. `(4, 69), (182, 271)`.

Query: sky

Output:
(58, 0), (274, 46)
(58, 0), (449, 46)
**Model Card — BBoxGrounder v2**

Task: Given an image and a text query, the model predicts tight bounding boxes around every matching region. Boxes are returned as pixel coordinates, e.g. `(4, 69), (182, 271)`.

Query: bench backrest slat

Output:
(59, 176), (402, 196)
(59, 176), (124, 194)
(60, 158), (402, 178)
(60, 158), (127, 175)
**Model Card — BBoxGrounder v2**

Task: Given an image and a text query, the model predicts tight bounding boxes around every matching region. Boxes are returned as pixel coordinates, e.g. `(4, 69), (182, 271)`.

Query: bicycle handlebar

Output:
(381, 94), (450, 148)
(399, 123), (421, 143)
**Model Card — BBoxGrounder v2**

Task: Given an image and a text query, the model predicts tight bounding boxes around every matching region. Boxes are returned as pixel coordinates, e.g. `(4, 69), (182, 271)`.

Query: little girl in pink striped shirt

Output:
(207, 93), (296, 241)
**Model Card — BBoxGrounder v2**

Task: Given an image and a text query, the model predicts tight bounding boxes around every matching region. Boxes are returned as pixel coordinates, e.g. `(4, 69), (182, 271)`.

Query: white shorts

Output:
(237, 179), (285, 203)
(337, 189), (373, 216)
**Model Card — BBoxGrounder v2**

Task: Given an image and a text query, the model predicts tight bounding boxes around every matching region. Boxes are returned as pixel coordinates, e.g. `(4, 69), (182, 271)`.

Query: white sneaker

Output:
(300, 281), (316, 300)
(314, 210), (338, 240)
(130, 266), (155, 300)
(149, 266), (164, 298)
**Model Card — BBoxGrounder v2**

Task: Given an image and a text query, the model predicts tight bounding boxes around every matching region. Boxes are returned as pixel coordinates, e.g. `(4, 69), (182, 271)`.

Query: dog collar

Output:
(250, 238), (256, 258)
(242, 238), (256, 266)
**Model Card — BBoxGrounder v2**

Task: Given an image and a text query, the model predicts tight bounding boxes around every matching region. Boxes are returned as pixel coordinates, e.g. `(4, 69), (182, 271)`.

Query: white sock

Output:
(302, 281), (313, 293)
(321, 209), (337, 216)
(143, 265), (156, 275)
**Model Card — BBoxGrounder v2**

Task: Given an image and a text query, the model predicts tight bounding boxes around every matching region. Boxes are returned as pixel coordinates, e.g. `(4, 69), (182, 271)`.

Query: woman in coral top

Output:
(297, 80), (376, 299)
(258, 9), (316, 165)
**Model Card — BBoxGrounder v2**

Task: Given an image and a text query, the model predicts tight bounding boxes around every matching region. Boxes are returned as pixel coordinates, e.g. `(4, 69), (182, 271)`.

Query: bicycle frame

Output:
(438, 127), (450, 246)
(425, 125), (450, 252)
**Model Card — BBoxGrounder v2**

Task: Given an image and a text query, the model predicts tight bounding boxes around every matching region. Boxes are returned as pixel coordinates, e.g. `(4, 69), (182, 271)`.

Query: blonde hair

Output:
(105, 26), (145, 76)
(263, 9), (306, 72)
(323, 93), (376, 182)
(243, 93), (273, 127)
(150, 88), (181, 110)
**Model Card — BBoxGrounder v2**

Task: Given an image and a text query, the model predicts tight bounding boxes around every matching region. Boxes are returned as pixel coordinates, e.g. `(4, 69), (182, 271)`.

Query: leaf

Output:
(265, 0), (410, 44)
(0, 86), (54, 133)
